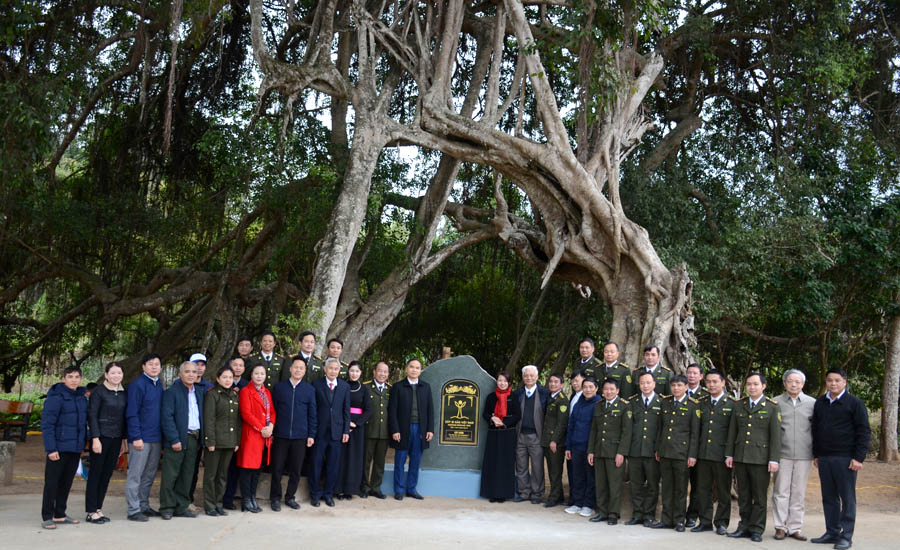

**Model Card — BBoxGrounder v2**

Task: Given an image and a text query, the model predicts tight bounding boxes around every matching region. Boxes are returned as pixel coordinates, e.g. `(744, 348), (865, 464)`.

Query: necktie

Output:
(607, 401), (612, 410)
(750, 400), (756, 410)
(644, 398), (649, 407)
(329, 381), (335, 391)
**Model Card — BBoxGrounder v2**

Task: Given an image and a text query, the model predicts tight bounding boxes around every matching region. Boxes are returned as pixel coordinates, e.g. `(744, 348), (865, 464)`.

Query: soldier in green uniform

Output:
(631, 345), (672, 397)
(575, 337), (602, 379)
(726, 372), (782, 542)
(600, 342), (634, 400)
(692, 368), (736, 535)
(325, 338), (349, 380)
(652, 374), (700, 532)
(626, 370), (663, 526)
(541, 373), (569, 507)
(684, 362), (708, 527)
(587, 378), (632, 525)
(247, 331), (286, 391)
(292, 331), (325, 383)
(362, 361), (391, 499)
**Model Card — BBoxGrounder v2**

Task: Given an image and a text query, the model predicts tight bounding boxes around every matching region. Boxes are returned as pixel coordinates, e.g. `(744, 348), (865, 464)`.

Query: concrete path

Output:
(0, 494), (895, 549)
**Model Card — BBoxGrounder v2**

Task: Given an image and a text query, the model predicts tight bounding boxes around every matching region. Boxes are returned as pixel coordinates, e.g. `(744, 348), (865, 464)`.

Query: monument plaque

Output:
(439, 379), (479, 446)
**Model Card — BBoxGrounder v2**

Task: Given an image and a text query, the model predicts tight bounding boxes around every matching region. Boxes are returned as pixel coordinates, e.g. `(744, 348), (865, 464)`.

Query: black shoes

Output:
(608, 517), (618, 525)
(222, 502), (236, 510)
(691, 524), (713, 533)
(685, 518), (697, 528)
(624, 517), (643, 526)
(406, 492), (424, 500)
(750, 533), (762, 542)
(127, 513), (148, 522)
(589, 514), (607, 523)
(216, 506), (227, 516)
(161, 511), (173, 520)
(204, 509), (219, 517)
(270, 500), (281, 512)
(643, 519), (654, 527)
(543, 500), (562, 508)
(174, 510), (196, 518)
(394, 493), (403, 501)
(833, 539), (852, 549)
(310, 498), (320, 507)
(812, 535), (841, 544)
(650, 521), (669, 529)
(728, 530), (751, 538)
(285, 498), (300, 510)
(143, 508), (161, 517)
(370, 490), (387, 499)
(716, 525), (728, 536)
(359, 491), (368, 499)
(241, 499), (261, 513)
(530, 497), (543, 505)
(675, 523), (685, 532)
(324, 497), (335, 507)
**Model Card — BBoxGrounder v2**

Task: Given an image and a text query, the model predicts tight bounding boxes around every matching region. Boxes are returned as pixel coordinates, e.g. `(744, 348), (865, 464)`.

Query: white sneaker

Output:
(579, 507), (594, 517)
(565, 505), (581, 514)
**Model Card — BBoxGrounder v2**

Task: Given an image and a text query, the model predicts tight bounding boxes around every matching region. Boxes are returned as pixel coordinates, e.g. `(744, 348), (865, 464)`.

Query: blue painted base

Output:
(381, 464), (482, 499)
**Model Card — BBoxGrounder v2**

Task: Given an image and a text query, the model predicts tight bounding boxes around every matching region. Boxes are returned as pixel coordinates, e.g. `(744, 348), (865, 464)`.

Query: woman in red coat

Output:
(237, 364), (275, 513)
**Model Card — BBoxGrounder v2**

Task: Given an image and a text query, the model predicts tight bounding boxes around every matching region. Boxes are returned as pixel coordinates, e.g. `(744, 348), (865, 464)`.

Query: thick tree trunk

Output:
(879, 307), (900, 462)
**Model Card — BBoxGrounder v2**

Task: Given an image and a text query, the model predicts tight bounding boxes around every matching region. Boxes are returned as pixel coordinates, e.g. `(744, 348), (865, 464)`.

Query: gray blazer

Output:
(776, 392), (815, 460)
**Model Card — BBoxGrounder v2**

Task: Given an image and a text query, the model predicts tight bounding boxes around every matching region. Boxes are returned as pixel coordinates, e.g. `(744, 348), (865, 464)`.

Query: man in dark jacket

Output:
(362, 361), (391, 499)
(512, 365), (551, 503)
(541, 373), (568, 507)
(40, 366), (88, 527)
(388, 358), (434, 500)
(627, 370), (663, 526)
(309, 358), (350, 507)
(810, 368), (871, 550)
(159, 361), (203, 520)
(269, 356), (317, 510)
(125, 353), (164, 521)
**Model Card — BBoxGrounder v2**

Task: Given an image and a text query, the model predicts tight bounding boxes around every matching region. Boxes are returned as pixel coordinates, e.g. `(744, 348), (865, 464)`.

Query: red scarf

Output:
(493, 386), (512, 420)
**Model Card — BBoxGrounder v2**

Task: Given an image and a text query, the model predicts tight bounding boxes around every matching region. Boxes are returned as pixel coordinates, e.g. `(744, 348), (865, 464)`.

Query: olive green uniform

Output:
(656, 395), (700, 527)
(362, 380), (391, 494)
(587, 397), (632, 519)
(247, 351), (286, 391)
(685, 385), (709, 523)
(602, 361), (634, 400)
(628, 392), (663, 522)
(633, 365), (673, 397)
(695, 393), (737, 530)
(540, 390), (569, 504)
(576, 356), (602, 379)
(202, 384), (241, 512)
(300, 354), (326, 383)
(726, 396), (782, 536)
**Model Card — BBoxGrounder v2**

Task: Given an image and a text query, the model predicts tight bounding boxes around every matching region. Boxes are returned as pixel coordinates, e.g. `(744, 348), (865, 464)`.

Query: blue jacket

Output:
(565, 394), (600, 451)
(41, 382), (88, 454)
(312, 377), (351, 441)
(126, 373), (164, 443)
(195, 377), (213, 394)
(272, 379), (318, 440)
(161, 379), (204, 449)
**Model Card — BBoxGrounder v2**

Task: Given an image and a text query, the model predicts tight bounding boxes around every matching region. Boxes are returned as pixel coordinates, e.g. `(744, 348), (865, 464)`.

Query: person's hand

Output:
(565, 450), (572, 460)
(615, 454), (624, 468)
(342, 434), (350, 443)
(725, 457), (734, 468)
(92, 438), (102, 454)
(813, 458), (818, 468)
(350, 422), (357, 429)
(208, 446), (215, 452)
(234, 446), (239, 452)
(307, 438), (314, 447)
(392, 432), (401, 442)
(849, 459), (863, 471)
(587, 453), (594, 466)
(426, 432), (434, 442)
(119, 439), (127, 456)
(768, 462), (780, 473)
(687, 457), (697, 468)
(48, 451), (60, 461)
(549, 441), (557, 453)
(133, 438), (145, 451)
(172, 442), (182, 452)
(655, 452), (660, 463)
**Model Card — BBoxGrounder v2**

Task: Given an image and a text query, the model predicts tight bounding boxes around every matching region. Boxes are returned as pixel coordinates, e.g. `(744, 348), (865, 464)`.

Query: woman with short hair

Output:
(203, 365), (242, 516)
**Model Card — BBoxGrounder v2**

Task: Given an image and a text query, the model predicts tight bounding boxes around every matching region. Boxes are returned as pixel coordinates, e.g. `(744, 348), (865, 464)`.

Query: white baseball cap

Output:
(189, 353), (208, 363)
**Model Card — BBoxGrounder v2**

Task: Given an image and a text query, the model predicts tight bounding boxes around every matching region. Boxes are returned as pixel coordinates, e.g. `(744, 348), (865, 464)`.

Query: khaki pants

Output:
(772, 458), (812, 534)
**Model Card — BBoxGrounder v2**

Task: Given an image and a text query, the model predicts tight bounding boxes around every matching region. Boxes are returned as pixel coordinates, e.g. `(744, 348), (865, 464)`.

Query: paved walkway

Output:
(0, 494), (895, 549)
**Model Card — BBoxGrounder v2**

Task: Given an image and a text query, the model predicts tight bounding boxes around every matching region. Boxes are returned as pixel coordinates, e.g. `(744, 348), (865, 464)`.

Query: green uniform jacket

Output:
(687, 386), (709, 400)
(248, 351), (286, 391)
(364, 380), (391, 440)
(541, 391), (570, 447)
(726, 396), (782, 465)
(697, 394), (737, 461)
(576, 356), (602, 379)
(602, 362), (634, 399)
(202, 384), (241, 449)
(633, 365), (673, 397)
(301, 355), (326, 383)
(656, 395), (700, 460)
(628, 393), (663, 457)
(588, 397), (632, 458)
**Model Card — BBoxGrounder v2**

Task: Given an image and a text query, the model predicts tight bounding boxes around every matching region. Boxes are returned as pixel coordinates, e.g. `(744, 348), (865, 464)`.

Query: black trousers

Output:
(818, 455), (858, 541)
(85, 437), (121, 513)
(269, 437), (307, 501)
(686, 458), (700, 521)
(42, 452), (80, 521)
(568, 449), (595, 508)
(239, 446), (269, 502)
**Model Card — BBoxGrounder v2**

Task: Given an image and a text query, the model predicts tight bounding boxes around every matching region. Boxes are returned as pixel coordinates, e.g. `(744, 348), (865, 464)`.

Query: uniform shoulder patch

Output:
(619, 397), (630, 405)
(363, 380), (373, 385)
(660, 365), (672, 372)
(620, 363), (631, 370)
(766, 397), (778, 405)
(661, 395), (673, 400)
(687, 396), (699, 404)
(313, 354), (323, 361)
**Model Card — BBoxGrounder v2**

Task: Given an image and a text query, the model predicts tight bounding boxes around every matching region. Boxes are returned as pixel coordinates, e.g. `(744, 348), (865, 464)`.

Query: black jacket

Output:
(311, 377), (350, 441)
(272, 379), (318, 440)
(483, 392), (522, 429)
(161, 379), (204, 449)
(388, 379), (435, 450)
(812, 391), (871, 462)
(88, 384), (127, 439)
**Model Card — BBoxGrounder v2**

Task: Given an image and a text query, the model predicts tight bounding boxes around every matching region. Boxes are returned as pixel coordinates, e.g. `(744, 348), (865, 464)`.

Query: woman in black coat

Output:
(336, 361), (372, 499)
(480, 372), (521, 502)
(85, 362), (127, 524)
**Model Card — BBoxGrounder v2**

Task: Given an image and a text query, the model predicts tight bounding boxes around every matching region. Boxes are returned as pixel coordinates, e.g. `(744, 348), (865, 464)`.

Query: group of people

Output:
(479, 338), (871, 550)
(39, 330), (435, 529)
(38, 334), (871, 550)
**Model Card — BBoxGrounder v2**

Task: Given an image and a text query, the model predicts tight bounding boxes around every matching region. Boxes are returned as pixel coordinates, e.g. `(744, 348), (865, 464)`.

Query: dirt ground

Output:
(1, 437), (899, 548)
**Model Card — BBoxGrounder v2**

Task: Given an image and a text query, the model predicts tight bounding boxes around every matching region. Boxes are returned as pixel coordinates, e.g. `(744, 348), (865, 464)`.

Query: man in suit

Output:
(587, 378), (632, 525)
(726, 372), (782, 542)
(810, 368), (871, 550)
(513, 365), (550, 503)
(575, 338), (602, 379)
(653, 374), (700, 532)
(632, 345), (672, 397)
(325, 338), (349, 380)
(772, 368), (815, 540)
(683, 362), (707, 527)
(362, 361), (391, 499)
(541, 373), (568, 507)
(626, 370), (663, 526)
(159, 361), (203, 520)
(565, 370), (585, 506)
(388, 358), (434, 500)
(294, 331), (325, 383)
(601, 342), (634, 399)
(693, 368), (736, 535)
(247, 331), (285, 391)
(308, 358), (350, 507)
